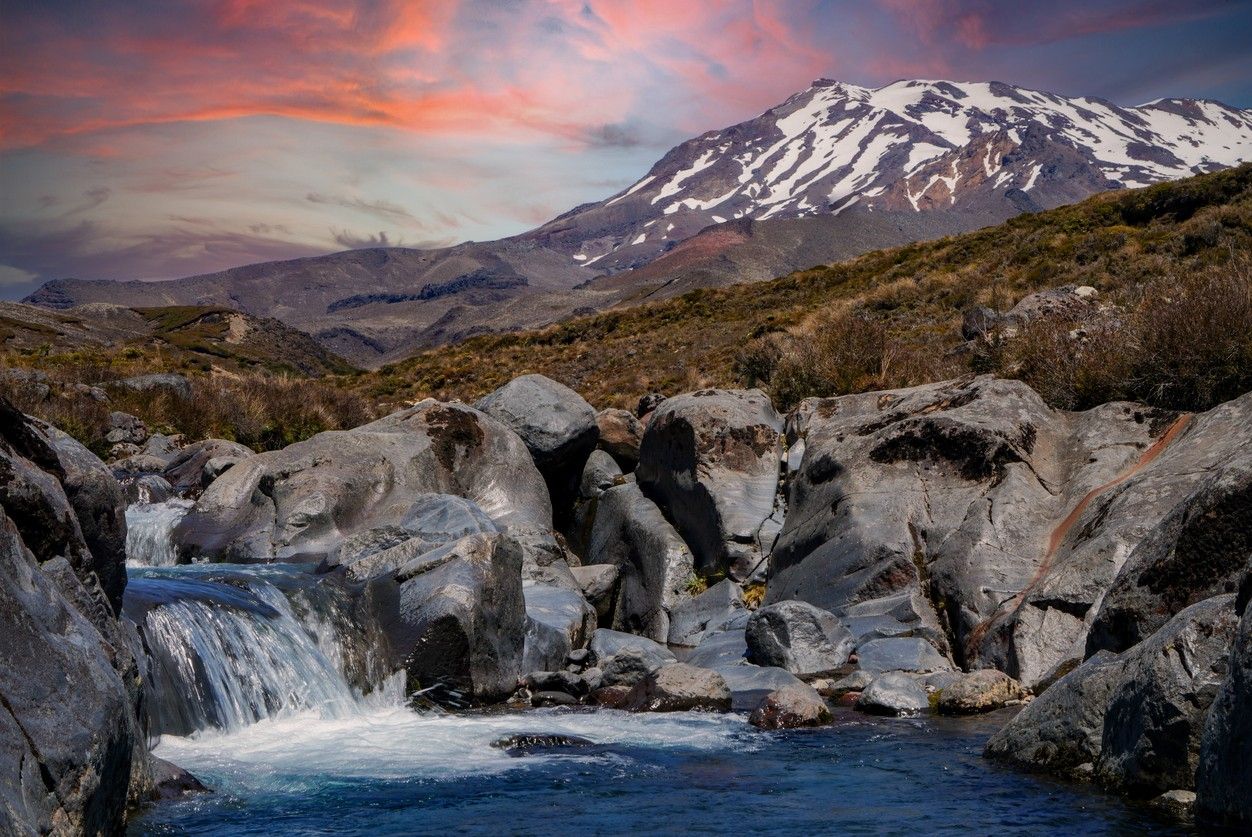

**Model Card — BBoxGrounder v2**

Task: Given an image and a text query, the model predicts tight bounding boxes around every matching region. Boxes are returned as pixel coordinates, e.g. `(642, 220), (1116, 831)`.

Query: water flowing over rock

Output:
(636, 389), (783, 581)
(174, 400), (551, 563)
(123, 564), (389, 736)
(768, 376), (1252, 689)
(126, 498), (195, 566)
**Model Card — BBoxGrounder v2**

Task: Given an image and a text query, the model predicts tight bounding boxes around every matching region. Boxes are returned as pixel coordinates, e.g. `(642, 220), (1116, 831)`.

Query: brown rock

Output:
(936, 669), (1028, 715)
(749, 684), (832, 729)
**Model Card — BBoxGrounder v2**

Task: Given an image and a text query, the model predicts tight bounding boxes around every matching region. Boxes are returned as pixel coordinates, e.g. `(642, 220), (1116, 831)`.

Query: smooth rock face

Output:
(746, 600), (855, 678)
(1197, 595), (1252, 825)
(935, 669), (1028, 715)
(588, 629), (675, 671)
(596, 408), (644, 469)
(856, 637), (952, 674)
(714, 664), (808, 711)
(623, 663), (732, 712)
(175, 400), (551, 563)
(985, 650), (1126, 775)
(685, 626), (749, 670)
(749, 684), (832, 729)
(570, 564), (620, 622)
(521, 582), (596, 674)
(374, 532), (525, 705)
(668, 579), (746, 647)
(767, 376), (1250, 690)
(586, 482), (694, 642)
(636, 389), (783, 580)
(1096, 596), (1239, 796)
(476, 374), (599, 527)
(857, 672), (929, 716)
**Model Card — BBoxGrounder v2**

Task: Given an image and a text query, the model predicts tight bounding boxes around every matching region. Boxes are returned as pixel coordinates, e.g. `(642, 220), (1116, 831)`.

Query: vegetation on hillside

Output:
(4, 163), (1251, 454)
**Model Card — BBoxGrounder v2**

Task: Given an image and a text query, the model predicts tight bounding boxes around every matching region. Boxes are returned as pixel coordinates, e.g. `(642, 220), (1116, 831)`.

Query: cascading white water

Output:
(125, 499), (194, 566)
(124, 565), (399, 736)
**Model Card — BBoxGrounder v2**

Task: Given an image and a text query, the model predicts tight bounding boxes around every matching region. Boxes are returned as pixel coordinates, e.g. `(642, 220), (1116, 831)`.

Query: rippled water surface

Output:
(130, 706), (1185, 836)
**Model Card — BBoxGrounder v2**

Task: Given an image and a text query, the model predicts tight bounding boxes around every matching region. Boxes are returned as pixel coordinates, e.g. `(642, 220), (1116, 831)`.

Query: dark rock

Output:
(749, 684), (832, 729)
(376, 532), (525, 706)
(161, 438), (252, 494)
(122, 473), (175, 505)
(106, 410), (148, 445)
(960, 305), (1000, 340)
(586, 483), (693, 641)
(150, 756), (210, 801)
(623, 663), (732, 712)
(492, 734), (596, 756)
(570, 563), (620, 621)
(531, 690), (578, 707)
(599, 649), (655, 688)
(636, 388), (783, 580)
(746, 600), (855, 678)
(935, 669), (1028, 715)
(567, 648), (591, 666)
(1096, 595), (1239, 796)
(524, 670), (589, 697)
(636, 393), (665, 418)
(686, 625), (749, 670)
(588, 685), (632, 708)
(1196, 595), (1252, 826)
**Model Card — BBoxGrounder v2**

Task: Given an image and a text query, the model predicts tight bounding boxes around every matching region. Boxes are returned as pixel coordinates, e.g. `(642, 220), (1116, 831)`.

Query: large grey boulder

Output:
(175, 400), (551, 563)
(162, 438), (253, 494)
(667, 579), (745, 647)
(476, 374), (598, 527)
(1197, 594), (1252, 826)
(769, 376), (1251, 690)
(1096, 595), (1239, 796)
(372, 532), (525, 705)
(714, 664), (808, 711)
(985, 650), (1126, 775)
(570, 563), (620, 622)
(622, 663), (731, 712)
(685, 624), (749, 669)
(857, 672), (929, 716)
(586, 482), (693, 642)
(0, 516), (143, 835)
(856, 637), (953, 674)
(935, 669), (1028, 715)
(746, 600), (855, 678)
(588, 628), (675, 671)
(521, 582), (596, 674)
(111, 372), (192, 400)
(636, 389), (783, 580)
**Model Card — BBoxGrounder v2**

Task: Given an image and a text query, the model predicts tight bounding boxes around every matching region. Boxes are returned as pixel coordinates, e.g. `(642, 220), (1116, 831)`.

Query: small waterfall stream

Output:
(123, 497), (399, 737)
(125, 498), (194, 567)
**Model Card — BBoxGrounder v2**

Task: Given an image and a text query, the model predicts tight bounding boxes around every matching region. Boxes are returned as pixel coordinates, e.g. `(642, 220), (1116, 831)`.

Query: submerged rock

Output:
(492, 734), (597, 757)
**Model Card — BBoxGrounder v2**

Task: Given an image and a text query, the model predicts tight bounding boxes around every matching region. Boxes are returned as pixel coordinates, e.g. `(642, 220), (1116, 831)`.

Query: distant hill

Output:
(25, 80), (1252, 367)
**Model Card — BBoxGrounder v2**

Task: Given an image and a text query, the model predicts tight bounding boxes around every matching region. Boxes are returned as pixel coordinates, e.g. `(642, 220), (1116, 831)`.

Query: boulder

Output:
(373, 532), (525, 705)
(476, 374), (598, 527)
(122, 473), (175, 505)
(857, 672), (929, 716)
(766, 376), (1248, 690)
(668, 579), (746, 647)
(1196, 595), (1252, 826)
(521, 582), (596, 674)
(636, 392), (665, 418)
(599, 649), (655, 688)
(745, 600), (855, 678)
(162, 438), (253, 494)
(570, 564), (620, 622)
(175, 400), (551, 563)
(749, 684), (832, 729)
(150, 757), (209, 801)
(106, 410), (148, 445)
(985, 650), (1126, 775)
(596, 408), (644, 469)
(856, 637), (952, 674)
(713, 664), (808, 711)
(1096, 595), (1239, 796)
(586, 482), (694, 641)
(935, 669), (1028, 715)
(524, 670), (589, 698)
(636, 389), (783, 580)
(111, 372), (192, 400)
(588, 628), (675, 671)
(622, 663), (731, 712)
(579, 449), (623, 499)
(686, 624), (749, 670)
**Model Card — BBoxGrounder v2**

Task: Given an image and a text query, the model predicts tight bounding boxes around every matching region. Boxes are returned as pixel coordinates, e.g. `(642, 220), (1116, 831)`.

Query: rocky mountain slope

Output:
(26, 81), (1252, 366)
(0, 301), (354, 376)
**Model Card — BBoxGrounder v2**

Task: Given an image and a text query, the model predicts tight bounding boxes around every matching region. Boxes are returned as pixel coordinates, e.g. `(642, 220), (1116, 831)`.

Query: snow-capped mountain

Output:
(29, 79), (1252, 365)
(532, 79), (1252, 273)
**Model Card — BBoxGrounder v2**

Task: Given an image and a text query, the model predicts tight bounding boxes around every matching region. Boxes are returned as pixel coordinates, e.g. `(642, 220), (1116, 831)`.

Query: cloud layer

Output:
(2, 0), (1249, 296)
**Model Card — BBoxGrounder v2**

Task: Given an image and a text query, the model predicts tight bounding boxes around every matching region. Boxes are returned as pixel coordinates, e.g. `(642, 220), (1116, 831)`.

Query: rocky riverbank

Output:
(3, 369), (1251, 832)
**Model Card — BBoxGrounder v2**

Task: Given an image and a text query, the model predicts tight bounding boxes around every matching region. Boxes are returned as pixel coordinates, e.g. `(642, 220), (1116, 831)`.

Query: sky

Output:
(2, 0), (1251, 300)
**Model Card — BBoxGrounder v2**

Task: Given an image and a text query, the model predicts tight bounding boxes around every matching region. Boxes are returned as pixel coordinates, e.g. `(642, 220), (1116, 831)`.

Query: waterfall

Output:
(125, 499), (194, 566)
(124, 564), (398, 736)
